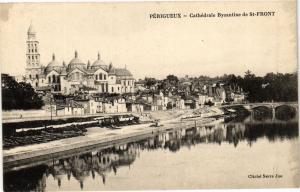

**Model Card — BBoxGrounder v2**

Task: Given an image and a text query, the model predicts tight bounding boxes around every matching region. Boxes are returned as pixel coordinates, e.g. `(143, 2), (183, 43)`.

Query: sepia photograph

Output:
(0, 1), (299, 191)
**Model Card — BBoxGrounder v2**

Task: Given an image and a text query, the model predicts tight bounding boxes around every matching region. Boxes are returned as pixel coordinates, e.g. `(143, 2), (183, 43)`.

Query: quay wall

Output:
(2, 112), (137, 136)
(3, 119), (212, 171)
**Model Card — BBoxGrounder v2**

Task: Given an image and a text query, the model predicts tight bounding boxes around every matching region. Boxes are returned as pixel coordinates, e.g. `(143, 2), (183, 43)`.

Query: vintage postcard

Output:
(0, 1), (299, 191)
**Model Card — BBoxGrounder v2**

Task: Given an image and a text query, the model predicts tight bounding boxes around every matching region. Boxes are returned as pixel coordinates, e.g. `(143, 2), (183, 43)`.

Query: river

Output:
(3, 111), (299, 191)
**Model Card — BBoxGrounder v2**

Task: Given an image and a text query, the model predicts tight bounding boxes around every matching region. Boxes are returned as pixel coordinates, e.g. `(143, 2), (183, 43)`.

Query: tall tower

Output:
(26, 22), (41, 83)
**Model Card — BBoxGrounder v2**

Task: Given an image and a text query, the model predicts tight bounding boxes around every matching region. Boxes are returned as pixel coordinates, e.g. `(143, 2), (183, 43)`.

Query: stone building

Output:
(23, 23), (135, 95)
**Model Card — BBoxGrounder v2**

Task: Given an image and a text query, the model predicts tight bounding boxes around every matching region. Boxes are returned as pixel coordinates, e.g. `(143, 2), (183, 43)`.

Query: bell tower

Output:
(26, 22), (41, 82)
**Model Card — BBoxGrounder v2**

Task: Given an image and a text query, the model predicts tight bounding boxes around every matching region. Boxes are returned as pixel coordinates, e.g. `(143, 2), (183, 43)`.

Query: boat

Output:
(150, 119), (163, 127)
(109, 125), (122, 129)
(181, 114), (202, 120)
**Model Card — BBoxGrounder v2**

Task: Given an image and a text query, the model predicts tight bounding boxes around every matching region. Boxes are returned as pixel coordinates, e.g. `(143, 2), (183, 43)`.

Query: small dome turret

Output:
(68, 50), (86, 71)
(45, 53), (61, 74)
(108, 62), (115, 74)
(91, 52), (107, 70)
(87, 60), (91, 69)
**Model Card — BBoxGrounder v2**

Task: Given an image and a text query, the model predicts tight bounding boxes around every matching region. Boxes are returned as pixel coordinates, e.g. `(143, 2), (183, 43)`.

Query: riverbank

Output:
(3, 108), (221, 171)
(5, 103), (297, 171)
(4, 107), (299, 190)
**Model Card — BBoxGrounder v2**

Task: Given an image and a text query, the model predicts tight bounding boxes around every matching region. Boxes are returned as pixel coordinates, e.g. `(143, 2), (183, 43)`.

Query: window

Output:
(48, 76), (51, 83)
(36, 74), (39, 79)
(100, 73), (102, 80)
(52, 75), (56, 83)
(29, 74), (32, 79)
(104, 75), (106, 80)
(128, 80), (130, 85)
(112, 87), (114, 92)
(95, 75), (98, 80)
(35, 82), (38, 87)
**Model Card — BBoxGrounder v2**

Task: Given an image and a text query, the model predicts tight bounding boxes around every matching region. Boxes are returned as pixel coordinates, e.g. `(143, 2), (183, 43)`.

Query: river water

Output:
(3, 112), (299, 191)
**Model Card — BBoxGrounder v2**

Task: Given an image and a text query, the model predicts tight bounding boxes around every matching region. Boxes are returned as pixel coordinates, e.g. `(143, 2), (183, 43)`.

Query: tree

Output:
(244, 70), (255, 79)
(144, 77), (157, 88)
(2, 74), (44, 110)
(166, 74), (179, 85)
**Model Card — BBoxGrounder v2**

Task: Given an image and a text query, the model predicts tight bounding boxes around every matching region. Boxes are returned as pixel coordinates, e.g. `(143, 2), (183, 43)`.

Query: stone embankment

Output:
(3, 106), (235, 171)
(3, 115), (218, 171)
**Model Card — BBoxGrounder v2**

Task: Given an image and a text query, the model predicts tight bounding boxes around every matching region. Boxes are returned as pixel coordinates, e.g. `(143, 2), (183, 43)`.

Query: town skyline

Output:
(0, 2), (297, 79)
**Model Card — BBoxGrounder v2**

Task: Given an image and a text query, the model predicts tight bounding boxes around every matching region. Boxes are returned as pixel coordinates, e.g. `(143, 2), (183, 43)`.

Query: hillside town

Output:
(2, 71), (247, 118)
(2, 23), (246, 118)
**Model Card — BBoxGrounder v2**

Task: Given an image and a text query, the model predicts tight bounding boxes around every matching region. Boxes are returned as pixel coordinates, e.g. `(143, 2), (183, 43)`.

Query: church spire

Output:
(27, 21), (36, 39)
(75, 50), (78, 58)
(98, 52), (100, 60)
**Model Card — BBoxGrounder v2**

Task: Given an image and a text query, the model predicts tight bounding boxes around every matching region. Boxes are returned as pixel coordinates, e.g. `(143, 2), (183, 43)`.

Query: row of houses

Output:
(47, 86), (246, 117)
(43, 76), (246, 116)
(135, 76), (246, 105)
(50, 95), (138, 116)
(48, 91), (186, 116)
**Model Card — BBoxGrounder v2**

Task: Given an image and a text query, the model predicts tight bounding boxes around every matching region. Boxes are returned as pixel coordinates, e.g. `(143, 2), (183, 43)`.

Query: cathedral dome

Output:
(91, 52), (107, 70)
(45, 54), (61, 74)
(115, 68), (133, 76)
(68, 51), (86, 71)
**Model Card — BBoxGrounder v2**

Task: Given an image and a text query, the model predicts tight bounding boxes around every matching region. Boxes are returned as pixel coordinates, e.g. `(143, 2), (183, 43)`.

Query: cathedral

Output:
(24, 23), (135, 95)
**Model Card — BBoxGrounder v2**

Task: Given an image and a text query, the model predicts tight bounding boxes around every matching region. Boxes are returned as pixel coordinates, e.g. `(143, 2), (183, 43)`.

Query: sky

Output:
(0, 1), (297, 80)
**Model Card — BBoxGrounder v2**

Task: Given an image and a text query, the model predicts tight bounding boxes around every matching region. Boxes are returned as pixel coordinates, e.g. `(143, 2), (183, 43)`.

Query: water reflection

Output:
(4, 118), (298, 191)
(275, 105), (297, 121)
(251, 105), (297, 122)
